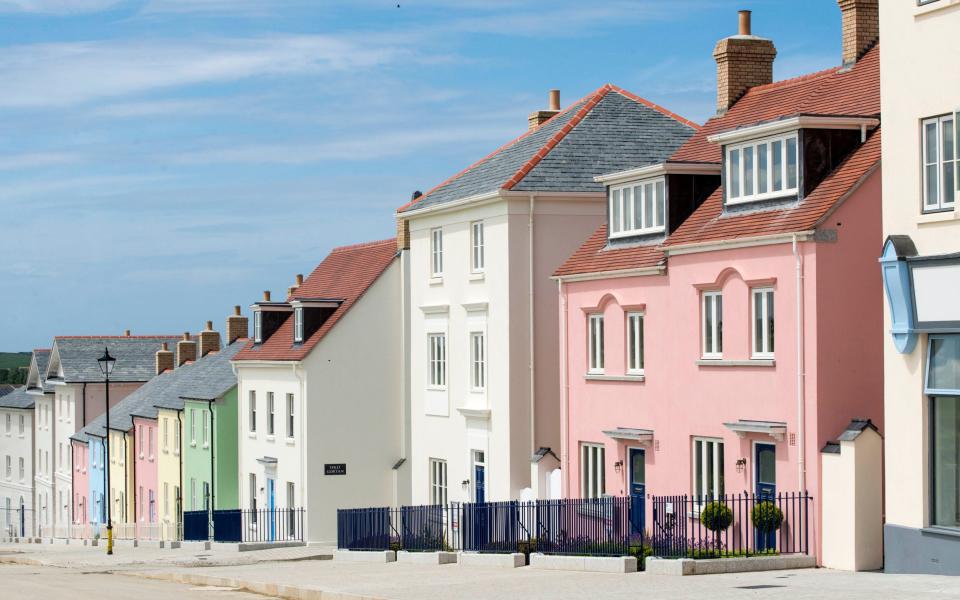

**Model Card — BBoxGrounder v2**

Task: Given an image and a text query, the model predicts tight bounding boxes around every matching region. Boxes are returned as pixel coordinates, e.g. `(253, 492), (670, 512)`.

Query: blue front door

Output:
(755, 443), (776, 551)
(628, 448), (646, 538)
(475, 464), (486, 504)
(267, 478), (276, 541)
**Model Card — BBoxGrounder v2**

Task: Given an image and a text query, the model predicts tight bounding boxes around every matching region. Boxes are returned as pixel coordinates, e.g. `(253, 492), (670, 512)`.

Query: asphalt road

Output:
(0, 564), (262, 599)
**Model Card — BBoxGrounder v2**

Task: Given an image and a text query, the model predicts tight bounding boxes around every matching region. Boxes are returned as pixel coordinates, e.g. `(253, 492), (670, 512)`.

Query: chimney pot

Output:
(155, 343), (174, 375)
(234, 305), (241, 316)
(198, 321), (221, 357)
(263, 290), (271, 302)
(738, 10), (751, 35)
(183, 332), (190, 341)
(528, 89), (562, 130)
(549, 89), (560, 111)
(206, 321), (213, 331)
(124, 329), (131, 337)
(226, 305), (249, 344)
(296, 274), (303, 286)
(161, 342), (168, 351)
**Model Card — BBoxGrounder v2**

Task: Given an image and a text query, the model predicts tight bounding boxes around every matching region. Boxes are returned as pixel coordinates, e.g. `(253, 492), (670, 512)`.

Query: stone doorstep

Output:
(645, 554), (817, 576)
(528, 553), (638, 573)
(458, 552), (526, 568)
(396, 550), (458, 565)
(334, 549), (397, 563)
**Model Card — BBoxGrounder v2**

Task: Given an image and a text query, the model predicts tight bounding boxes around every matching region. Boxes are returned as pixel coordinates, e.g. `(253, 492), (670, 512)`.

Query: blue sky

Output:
(1, 0), (841, 351)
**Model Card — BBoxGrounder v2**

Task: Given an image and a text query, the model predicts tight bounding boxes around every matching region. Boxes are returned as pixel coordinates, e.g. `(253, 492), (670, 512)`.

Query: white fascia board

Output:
(707, 115), (880, 145)
(396, 189), (503, 219)
(594, 162), (721, 185)
(553, 265), (665, 283)
(663, 231), (815, 256)
(229, 359), (301, 367)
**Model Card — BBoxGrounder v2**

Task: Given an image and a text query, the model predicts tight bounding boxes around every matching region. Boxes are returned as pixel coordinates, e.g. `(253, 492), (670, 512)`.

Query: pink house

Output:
(555, 11), (882, 562)
(71, 443), (89, 526)
(132, 416), (158, 537)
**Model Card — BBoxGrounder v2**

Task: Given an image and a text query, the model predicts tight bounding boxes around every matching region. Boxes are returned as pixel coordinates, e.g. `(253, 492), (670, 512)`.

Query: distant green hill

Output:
(0, 352), (30, 385)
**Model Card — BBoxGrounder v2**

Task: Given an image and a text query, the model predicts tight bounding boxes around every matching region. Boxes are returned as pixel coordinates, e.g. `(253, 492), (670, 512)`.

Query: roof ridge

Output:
(606, 84), (701, 130)
(397, 84), (609, 212)
(330, 238), (397, 253)
(33, 348), (51, 352)
(502, 84), (613, 191)
(55, 335), (183, 340)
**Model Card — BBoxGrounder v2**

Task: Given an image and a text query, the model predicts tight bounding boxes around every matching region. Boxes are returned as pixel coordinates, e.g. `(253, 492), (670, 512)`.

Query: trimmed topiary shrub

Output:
(700, 501), (733, 533)
(751, 501), (783, 533)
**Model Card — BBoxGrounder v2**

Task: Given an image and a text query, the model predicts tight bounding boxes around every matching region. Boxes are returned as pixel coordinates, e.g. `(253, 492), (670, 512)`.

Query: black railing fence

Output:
(2, 507), (34, 538)
(651, 491), (811, 558)
(181, 508), (304, 543)
(339, 492), (812, 563)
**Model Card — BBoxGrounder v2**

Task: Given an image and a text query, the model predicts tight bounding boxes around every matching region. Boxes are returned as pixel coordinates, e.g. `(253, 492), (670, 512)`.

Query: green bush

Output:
(700, 502), (733, 533)
(751, 501), (783, 532)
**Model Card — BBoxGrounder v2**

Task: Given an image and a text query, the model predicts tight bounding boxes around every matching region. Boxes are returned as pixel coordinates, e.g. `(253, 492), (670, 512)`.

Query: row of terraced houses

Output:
(2, 1), (958, 575)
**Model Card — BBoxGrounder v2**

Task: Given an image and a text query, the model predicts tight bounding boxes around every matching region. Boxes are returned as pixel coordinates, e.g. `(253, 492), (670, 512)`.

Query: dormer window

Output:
(726, 133), (798, 205)
(254, 311), (263, 343)
(609, 178), (665, 238)
(293, 307), (304, 343)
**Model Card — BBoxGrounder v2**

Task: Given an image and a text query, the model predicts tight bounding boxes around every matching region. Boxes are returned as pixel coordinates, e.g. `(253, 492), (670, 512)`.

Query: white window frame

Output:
(608, 178), (666, 238)
(471, 221), (485, 273)
(286, 393), (295, 439)
(430, 227), (443, 277)
(293, 307), (304, 343)
(253, 311), (263, 343)
(470, 332), (486, 391)
(162, 418), (169, 452)
(626, 312), (645, 375)
(921, 113), (958, 212)
(751, 287), (775, 358)
(701, 291), (723, 358)
(173, 422), (180, 455)
(202, 410), (209, 446)
(588, 314), (605, 374)
(427, 333), (447, 389)
(693, 437), (725, 504)
(580, 442), (605, 499)
(725, 132), (798, 205)
(429, 458), (448, 505)
(190, 409), (196, 445)
(248, 391), (257, 433)
(267, 392), (275, 436)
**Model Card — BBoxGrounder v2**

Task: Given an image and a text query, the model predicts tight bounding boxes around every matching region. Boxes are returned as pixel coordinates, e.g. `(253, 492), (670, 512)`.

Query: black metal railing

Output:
(240, 508), (305, 543)
(338, 503), (461, 552)
(2, 507), (34, 538)
(183, 510), (209, 541)
(650, 491), (811, 559)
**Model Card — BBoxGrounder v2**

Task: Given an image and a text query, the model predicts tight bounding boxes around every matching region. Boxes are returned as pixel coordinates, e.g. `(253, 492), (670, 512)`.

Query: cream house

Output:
(879, 0), (960, 575)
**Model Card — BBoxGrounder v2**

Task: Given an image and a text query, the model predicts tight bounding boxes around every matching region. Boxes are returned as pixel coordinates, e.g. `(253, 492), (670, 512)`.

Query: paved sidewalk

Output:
(130, 559), (960, 600)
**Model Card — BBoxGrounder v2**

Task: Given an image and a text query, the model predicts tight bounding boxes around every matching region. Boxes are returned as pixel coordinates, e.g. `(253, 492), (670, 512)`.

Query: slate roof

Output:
(555, 45), (880, 277)
(72, 340), (244, 444)
(48, 335), (186, 384)
(397, 84), (698, 213)
(0, 386), (33, 410)
(26, 349), (54, 394)
(234, 239), (398, 362)
(0, 384), (14, 398)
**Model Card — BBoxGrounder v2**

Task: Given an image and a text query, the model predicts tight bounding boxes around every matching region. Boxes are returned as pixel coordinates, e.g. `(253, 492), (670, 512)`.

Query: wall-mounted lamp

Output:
(735, 458), (747, 474)
(613, 460), (624, 474)
(461, 479), (470, 489)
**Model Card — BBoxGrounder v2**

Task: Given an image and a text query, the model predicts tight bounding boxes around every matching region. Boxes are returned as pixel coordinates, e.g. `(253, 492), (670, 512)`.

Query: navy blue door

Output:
(755, 443), (776, 551)
(475, 464), (486, 504)
(628, 448), (646, 538)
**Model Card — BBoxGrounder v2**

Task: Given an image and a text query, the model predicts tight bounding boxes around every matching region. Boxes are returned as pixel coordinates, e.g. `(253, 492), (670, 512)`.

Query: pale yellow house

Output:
(879, 0), (960, 575)
(156, 407), (182, 541)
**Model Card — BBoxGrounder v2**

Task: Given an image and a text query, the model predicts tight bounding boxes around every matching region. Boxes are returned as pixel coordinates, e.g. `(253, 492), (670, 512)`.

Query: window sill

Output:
(469, 272), (485, 281)
(696, 359), (775, 367)
(286, 438), (296, 446)
(921, 526), (960, 539)
(426, 386), (448, 392)
(247, 432), (257, 439)
(584, 374), (645, 383)
(429, 276), (444, 286)
(917, 209), (960, 225)
(915, 0), (960, 18)
(266, 435), (275, 442)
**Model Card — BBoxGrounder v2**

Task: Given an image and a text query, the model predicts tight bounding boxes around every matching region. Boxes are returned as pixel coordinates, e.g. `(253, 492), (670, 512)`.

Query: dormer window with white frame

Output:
(293, 307), (304, 343)
(253, 311), (263, 343)
(726, 133), (798, 205)
(608, 178), (665, 238)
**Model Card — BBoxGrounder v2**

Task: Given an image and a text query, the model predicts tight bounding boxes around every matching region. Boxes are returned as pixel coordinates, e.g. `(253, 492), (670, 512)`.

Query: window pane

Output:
(655, 180), (665, 228)
(704, 296), (714, 353)
(772, 140), (783, 191)
(743, 145), (754, 196)
(932, 396), (960, 528)
(755, 292), (763, 354)
(729, 149), (740, 198)
(633, 186), (643, 230)
(638, 315), (644, 369)
(706, 442), (715, 497)
(767, 291), (775, 352)
(611, 189), (621, 233)
(943, 119), (955, 205)
(926, 121), (940, 164)
(927, 164), (941, 207)
(695, 440), (703, 497)
(757, 143), (768, 194)
(644, 183), (654, 229)
(928, 336), (960, 392)
(716, 295), (723, 352)
(786, 137), (798, 189)
(717, 442), (725, 496)
(622, 186), (633, 230)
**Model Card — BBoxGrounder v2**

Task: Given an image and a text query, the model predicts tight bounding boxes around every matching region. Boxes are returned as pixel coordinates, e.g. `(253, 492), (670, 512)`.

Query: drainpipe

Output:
(292, 363), (305, 536)
(82, 383), (87, 425)
(397, 249), (407, 507)
(792, 234), (806, 492)
(176, 410), (184, 538)
(558, 278), (569, 498)
(208, 400), (215, 513)
(528, 194), (536, 462)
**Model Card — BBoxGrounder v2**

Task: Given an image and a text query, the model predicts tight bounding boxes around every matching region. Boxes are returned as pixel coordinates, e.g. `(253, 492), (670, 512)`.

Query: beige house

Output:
(879, 0), (960, 575)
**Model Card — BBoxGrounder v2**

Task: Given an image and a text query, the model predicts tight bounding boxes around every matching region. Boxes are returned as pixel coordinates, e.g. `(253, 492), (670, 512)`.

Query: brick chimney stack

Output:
(226, 305), (249, 345)
(528, 89), (561, 130)
(198, 320), (221, 358)
(288, 274), (303, 298)
(176, 332), (197, 367)
(155, 342), (174, 375)
(124, 329), (131, 337)
(838, 0), (878, 67)
(713, 10), (776, 114)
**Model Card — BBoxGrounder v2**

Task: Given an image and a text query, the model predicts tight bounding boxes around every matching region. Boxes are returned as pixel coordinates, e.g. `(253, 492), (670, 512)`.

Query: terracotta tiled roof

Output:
(554, 225), (664, 277)
(671, 44), (879, 164)
(663, 128), (881, 247)
(234, 239), (397, 362)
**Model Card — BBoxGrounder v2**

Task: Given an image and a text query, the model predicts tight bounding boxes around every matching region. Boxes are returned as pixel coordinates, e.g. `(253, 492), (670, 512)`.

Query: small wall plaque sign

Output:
(325, 463), (346, 475)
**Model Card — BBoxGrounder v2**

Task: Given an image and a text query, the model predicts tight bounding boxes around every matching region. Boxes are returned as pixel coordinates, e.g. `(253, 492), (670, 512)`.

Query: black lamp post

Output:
(97, 347), (116, 555)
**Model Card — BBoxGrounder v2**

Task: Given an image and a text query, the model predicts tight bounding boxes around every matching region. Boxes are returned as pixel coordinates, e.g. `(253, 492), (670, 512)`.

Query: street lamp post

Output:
(97, 348), (116, 556)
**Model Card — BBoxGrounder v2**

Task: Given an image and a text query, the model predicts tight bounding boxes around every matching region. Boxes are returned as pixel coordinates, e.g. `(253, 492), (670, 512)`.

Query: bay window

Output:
(726, 133), (798, 204)
(608, 178), (666, 237)
(921, 114), (958, 212)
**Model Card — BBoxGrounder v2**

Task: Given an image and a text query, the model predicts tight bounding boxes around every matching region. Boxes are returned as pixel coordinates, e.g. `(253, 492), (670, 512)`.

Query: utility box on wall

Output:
(820, 419), (884, 571)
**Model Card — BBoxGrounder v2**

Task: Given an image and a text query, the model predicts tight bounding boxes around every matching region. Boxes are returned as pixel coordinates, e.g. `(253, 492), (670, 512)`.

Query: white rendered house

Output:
(396, 88), (698, 504)
(1, 386), (34, 537)
(233, 239), (404, 543)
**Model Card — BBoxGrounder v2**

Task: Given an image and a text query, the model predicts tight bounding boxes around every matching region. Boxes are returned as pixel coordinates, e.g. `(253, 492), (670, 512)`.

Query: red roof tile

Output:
(234, 239), (397, 362)
(554, 224), (665, 277)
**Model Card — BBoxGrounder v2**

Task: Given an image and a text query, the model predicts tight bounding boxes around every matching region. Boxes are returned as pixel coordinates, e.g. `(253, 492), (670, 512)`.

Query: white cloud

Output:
(0, 152), (79, 170)
(0, 0), (123, 13)
(0, 34), (417, 109)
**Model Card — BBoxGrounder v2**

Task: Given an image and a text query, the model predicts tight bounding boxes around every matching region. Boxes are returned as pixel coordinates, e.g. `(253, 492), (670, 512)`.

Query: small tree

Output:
(700, 501), (733, 533)
(751, 501), (783, 533)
